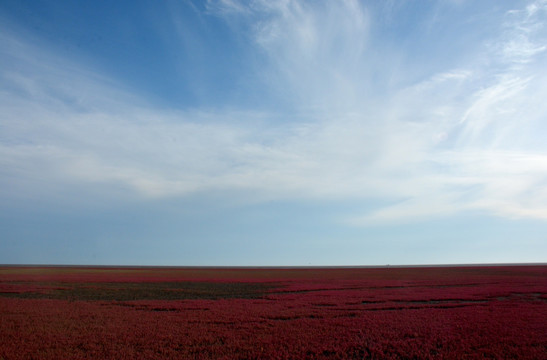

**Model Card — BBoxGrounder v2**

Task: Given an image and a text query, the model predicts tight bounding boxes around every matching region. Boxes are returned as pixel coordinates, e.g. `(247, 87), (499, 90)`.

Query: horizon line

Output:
(1, 262), (546, 269)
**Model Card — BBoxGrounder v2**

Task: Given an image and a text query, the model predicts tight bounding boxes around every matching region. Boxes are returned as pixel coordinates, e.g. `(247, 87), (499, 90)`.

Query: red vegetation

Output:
(0, 265), (546, 359)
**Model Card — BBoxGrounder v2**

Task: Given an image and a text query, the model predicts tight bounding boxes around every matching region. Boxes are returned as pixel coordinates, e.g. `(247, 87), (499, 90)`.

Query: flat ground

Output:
(0, 265), (546, 359)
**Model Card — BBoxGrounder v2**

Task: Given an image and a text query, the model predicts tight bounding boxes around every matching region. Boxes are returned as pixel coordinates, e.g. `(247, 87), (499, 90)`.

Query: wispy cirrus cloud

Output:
(1, 0), (547, 226)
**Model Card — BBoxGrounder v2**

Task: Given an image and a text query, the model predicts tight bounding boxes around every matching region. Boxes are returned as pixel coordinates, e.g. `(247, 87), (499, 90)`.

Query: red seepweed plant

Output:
(0, 265), (546, 359)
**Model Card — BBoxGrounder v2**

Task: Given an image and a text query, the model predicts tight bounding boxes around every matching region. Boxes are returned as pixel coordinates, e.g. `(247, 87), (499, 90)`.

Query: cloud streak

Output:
(1, 0), (547, 226)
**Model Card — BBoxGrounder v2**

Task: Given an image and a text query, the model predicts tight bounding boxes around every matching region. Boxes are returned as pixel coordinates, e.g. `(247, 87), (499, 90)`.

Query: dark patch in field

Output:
(392, 298), (489, 304)
(361, 300), (383, 304)
(0, 281), (276, 301)
(363, 304), (484, 311)
(150, 307), (178, 312)
(265, 314), (324, 321)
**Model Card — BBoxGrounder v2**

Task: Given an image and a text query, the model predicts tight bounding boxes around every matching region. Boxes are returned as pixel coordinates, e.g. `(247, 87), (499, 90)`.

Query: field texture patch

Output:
(0, 265), (546, 359)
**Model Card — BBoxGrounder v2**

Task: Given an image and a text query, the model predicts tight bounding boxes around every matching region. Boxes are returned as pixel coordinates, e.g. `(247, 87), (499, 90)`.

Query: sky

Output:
(1, 0), (546, 266)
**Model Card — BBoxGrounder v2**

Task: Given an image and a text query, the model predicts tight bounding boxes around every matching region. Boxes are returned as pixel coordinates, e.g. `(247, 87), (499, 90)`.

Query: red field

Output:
(0, 265), (546, 359)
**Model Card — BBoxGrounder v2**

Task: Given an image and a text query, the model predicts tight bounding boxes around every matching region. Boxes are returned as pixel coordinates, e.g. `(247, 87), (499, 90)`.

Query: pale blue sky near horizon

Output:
(1, 0), (546, 266)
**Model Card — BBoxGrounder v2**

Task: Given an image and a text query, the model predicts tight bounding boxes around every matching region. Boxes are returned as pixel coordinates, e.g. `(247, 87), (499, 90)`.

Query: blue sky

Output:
(1, 0), (546, 266)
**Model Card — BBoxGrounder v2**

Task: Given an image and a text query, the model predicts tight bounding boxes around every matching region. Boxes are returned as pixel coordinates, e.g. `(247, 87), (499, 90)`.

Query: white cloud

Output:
(1, 1), (547, 225)
(208, 0), (370, 112)
(501, 0), (547, 64)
